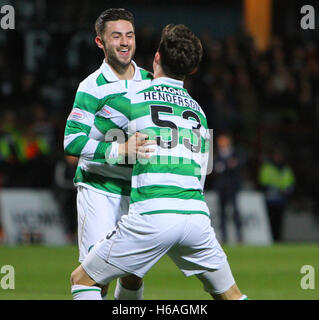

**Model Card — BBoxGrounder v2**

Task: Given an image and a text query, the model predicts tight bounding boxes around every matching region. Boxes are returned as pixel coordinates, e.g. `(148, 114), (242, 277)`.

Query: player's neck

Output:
(153, 67), (166, 80)
(109, 62), (135, 80)
(153, 65), (184, 82)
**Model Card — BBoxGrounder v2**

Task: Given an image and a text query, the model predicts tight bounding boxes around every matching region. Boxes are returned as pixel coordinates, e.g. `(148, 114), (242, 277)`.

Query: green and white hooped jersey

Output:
(64, 60), (152, 197)
(107, 77), (211, 217)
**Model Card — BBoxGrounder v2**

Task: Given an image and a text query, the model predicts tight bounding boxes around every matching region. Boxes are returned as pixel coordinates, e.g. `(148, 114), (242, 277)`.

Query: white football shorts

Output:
(76, 186), (129, 262)
(86, 212), (227, 280)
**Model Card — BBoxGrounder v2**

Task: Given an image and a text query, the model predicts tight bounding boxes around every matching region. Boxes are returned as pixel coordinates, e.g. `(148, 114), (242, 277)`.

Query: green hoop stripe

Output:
(74, 167), (131, 196)
(130, 185), (205, 204)
(140, 209), (209, 217)
(72, 288), (101, 294)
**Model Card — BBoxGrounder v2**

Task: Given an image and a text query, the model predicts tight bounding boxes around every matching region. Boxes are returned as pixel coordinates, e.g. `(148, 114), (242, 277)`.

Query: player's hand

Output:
(135, 132), (156, 159)
(137, 139), (157, 159)
(118, 132), (156, 159)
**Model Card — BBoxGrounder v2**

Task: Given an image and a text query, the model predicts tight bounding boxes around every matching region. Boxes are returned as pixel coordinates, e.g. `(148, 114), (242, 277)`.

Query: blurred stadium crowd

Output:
(0, 1), (318, 219)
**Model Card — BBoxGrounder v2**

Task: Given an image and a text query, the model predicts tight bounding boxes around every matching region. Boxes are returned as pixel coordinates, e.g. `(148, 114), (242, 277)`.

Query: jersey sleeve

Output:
(63, 83), (112, 162)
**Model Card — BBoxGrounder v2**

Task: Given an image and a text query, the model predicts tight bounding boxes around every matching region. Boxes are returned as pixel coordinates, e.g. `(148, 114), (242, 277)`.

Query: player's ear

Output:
(190, 67), (198, 75)
(154, 51), (161, 65)
(95, 36), (104, 49)
(152, 51), (159, 73)
(153, 51), (162, 70)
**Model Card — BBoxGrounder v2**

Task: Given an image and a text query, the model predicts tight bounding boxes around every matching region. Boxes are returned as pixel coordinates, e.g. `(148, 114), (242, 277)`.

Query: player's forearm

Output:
(64, 120), (112, 161)
(64, 133), (111, 161)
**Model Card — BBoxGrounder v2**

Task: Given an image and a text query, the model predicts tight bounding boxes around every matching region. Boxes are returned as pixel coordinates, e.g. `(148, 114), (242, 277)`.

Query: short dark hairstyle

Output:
(158, 24), (203, 80)
(95, 8), (134, 36)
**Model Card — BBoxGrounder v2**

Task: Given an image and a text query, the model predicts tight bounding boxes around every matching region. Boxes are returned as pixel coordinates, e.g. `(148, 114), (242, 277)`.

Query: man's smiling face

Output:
(99, 19), (136, 70)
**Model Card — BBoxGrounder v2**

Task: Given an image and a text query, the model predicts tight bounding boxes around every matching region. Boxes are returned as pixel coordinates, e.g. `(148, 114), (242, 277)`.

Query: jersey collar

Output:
(100, 60), (142, 82)
(151, 77), (184, 88)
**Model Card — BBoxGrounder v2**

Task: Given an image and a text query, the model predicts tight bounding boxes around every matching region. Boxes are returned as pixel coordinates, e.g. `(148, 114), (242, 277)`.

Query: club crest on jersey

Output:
(68, 110), (84, 121)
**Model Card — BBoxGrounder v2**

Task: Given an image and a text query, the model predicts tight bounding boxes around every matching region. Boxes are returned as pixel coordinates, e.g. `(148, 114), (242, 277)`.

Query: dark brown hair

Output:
(95, 8), (134, 36)
(158, 24), (203, 80)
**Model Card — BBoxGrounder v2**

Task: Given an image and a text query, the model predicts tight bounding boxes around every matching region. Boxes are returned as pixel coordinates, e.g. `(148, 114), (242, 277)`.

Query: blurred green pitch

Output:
(0, 244), (318, 300)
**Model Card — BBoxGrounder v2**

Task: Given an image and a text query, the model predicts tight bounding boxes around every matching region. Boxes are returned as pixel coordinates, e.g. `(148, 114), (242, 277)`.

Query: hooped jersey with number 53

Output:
(101, 77), (211, 217)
